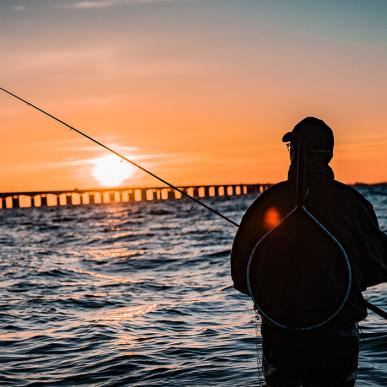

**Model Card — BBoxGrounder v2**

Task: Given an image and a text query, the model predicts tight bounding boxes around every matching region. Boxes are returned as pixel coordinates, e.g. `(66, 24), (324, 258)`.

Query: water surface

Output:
(0, 189), (386, 386)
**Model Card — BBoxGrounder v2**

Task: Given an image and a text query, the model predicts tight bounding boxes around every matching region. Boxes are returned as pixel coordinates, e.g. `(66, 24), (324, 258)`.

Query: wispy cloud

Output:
(5, 0), (194, 12)
(71, 0), (194, 10)
(72, 1), (117, 9)
(12, 5), (26, 12)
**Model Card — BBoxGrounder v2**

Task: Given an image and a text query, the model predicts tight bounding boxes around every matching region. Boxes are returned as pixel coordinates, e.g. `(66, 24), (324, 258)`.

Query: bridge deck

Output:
(0, 183), (270, 209)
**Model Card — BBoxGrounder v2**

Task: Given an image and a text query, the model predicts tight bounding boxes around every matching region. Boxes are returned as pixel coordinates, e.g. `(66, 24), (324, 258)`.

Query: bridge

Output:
(0, 183), (270, 209)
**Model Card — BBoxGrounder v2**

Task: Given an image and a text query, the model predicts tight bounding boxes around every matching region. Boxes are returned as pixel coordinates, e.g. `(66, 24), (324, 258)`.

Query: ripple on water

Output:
(0, 192), (386, 386)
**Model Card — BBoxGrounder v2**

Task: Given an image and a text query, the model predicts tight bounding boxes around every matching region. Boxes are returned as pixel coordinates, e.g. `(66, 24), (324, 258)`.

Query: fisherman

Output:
(231, 117), (387, 387)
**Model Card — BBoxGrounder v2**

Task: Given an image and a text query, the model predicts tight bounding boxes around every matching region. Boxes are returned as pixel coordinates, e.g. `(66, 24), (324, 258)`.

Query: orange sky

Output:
(1, 0), (386, 192)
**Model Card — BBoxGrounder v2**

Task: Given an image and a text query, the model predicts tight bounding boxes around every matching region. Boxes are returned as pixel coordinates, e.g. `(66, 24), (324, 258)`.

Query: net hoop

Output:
(247, 205), (352, 331)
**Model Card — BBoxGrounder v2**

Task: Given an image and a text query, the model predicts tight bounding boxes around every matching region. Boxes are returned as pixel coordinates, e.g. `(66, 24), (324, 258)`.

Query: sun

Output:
(92, 155), (136, 187)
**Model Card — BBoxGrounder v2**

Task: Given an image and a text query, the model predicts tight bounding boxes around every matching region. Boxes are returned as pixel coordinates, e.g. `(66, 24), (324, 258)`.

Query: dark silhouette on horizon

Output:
(0, 183), (271, 209)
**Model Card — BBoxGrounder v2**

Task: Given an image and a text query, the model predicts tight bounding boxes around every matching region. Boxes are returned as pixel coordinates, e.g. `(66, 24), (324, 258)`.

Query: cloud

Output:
(70, 0), (194, 10)
(72, 1), (116, 9)
(11, 5), (26, 11)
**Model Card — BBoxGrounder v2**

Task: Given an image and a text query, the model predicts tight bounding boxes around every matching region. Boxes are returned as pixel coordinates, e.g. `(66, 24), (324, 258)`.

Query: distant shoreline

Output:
(353, 182), (387, 187)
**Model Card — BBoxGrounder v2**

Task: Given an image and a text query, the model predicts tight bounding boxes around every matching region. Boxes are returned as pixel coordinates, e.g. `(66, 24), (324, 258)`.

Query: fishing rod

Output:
(0, 87), (239, 228)
(1, 86), (386, 321)
(366, 300), (387, 320)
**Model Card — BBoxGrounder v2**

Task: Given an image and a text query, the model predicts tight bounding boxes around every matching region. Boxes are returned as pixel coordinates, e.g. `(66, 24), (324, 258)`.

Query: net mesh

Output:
(254, 305), (266, 386)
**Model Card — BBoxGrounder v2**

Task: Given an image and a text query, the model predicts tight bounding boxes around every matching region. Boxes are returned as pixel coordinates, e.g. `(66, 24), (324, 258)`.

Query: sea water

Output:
(0, 187), (386, 386)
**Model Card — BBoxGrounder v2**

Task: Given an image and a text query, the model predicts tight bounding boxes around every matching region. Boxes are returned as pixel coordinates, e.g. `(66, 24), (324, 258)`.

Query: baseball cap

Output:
(282, 117), (334, 152)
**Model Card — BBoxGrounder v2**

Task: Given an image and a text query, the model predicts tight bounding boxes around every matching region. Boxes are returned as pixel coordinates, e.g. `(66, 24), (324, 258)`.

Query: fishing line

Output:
(1, 86), (385, 321)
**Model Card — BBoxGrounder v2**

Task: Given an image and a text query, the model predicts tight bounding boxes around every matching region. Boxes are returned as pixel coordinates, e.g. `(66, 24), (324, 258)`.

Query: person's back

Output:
(231, 117), (387, 386)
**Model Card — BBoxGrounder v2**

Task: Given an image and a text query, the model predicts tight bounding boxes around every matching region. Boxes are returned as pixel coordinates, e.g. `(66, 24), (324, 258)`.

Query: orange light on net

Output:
(264, 207), (281, 229)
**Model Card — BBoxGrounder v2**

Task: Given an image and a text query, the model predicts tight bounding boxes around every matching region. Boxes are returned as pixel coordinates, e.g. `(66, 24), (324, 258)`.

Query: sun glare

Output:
(92, 155), (136, 187)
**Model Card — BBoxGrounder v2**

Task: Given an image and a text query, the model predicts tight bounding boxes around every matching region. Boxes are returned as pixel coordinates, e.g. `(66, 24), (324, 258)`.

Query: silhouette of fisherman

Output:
(231, 117), (387, 387)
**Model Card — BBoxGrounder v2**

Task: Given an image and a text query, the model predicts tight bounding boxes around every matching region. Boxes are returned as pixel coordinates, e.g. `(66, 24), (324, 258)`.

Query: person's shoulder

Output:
(331, 180), (373, 210)
(332, 180), (366, 199)
(259, 180), (292, 198)
(246, 180), (292, 211)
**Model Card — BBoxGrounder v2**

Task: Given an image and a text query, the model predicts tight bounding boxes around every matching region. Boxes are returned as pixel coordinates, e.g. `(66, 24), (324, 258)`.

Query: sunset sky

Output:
(1, 0), (386, 192)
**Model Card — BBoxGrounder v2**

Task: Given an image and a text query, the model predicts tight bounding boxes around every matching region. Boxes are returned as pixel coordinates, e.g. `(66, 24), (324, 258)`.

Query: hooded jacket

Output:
(231, 157), (387, 324)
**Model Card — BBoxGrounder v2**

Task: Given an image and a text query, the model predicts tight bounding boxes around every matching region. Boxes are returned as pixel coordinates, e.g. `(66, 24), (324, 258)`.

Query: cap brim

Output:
(282, 132), (293, 142)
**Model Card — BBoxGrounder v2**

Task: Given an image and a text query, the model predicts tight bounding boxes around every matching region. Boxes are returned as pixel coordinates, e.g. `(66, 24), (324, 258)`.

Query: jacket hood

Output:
(288, 153), (334, 180)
